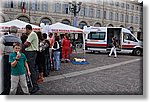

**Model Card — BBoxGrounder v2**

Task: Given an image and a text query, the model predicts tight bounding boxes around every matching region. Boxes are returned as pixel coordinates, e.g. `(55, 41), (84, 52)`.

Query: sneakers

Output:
(108, 55), (117, 58)
(65, 59), (70, 63)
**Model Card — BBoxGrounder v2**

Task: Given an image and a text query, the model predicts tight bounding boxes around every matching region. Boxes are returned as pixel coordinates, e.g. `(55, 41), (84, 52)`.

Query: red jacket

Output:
(62, 38), (70, 49)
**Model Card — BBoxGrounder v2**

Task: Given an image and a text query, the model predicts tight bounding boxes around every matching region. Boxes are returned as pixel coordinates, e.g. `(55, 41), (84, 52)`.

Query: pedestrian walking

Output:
(108, 37), (118, 58)
(9, 42), (31, 95)
(24, 25), (39, 94)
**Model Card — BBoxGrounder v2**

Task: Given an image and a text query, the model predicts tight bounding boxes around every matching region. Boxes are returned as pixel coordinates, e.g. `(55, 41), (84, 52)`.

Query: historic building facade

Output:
(0, 0), (143, 39)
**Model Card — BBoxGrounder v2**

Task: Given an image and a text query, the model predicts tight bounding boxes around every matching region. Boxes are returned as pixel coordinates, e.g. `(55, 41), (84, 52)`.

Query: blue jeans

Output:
(53, 51), (60, 70)
(44, 55), (50, 76)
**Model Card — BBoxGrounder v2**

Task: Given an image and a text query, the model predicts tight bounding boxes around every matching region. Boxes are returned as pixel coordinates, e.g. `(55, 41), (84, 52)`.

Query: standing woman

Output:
(36, 32), (45, 83)
(52, 36), (61, 71)
(61, 35), (71, 62)
(48, 33), (54, 71)
(42, 33), (50, 77)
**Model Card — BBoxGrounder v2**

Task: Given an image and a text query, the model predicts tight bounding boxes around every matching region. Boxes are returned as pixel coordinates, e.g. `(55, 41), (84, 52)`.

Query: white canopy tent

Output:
(48, 22), (86, 57)
(49, 22), (83, 33)
(0, 19), (40, 31)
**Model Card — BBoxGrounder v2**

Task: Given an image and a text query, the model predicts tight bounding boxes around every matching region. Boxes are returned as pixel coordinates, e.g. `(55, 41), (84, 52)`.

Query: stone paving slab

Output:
(35, 59), (142, 95)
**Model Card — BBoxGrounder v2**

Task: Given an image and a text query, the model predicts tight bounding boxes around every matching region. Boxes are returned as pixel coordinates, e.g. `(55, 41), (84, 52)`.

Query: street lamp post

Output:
(69, 1), (82, 27)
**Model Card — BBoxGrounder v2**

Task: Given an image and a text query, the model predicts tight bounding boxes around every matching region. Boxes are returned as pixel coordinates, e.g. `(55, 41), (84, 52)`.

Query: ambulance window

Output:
(99, 32), (105, 40)
(88, 32), (105, 40)
(92, 33), (99, 39)
(124, 33), (137, 42)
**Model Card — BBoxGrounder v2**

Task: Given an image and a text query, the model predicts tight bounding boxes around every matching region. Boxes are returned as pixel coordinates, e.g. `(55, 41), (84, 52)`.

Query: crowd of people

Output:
(23, 25), (73, 94)
(1, 25), (72, 95)
(1, 25), (119, 95)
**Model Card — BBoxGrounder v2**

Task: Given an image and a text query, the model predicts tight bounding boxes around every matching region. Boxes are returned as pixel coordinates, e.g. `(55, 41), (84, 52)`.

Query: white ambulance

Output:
(84, 27), (143, 56)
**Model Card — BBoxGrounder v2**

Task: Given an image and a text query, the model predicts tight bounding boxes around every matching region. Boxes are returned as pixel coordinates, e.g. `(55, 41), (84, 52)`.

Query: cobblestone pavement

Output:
(34, 51), (143, 95)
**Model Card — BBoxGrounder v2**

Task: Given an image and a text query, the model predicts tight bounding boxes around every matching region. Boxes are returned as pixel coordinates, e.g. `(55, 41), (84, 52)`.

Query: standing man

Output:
(0, 26), (21, 95)
(108, 37), (117, 58)
(24, 25), (39, 94)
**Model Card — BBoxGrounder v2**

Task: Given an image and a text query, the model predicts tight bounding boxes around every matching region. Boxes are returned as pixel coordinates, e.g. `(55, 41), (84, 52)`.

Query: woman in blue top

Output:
(9, 42), (31, 95)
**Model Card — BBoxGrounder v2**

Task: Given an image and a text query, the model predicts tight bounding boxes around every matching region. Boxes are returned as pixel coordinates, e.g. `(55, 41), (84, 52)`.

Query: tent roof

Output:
(50, 22), (83, 33)
(0, 19), (40, 31)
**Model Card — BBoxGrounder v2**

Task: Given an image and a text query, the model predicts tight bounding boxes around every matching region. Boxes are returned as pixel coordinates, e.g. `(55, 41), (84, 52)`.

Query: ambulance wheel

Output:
(134, 48), (142, 56)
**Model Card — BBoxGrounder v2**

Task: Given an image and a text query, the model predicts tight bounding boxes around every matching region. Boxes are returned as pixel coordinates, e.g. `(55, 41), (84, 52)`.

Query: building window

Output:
(7, 0), (11, 8)
(131, 16), (134, 23)
(135, 16), (138, 24)
(94, 23), (101, 27)
(80, 7), (87, 17)
(131, 5), (134, 10)
(4, 0), (8, 8)
(62, 19), (71, 25)
(89, 8), (94, 17)
(109, 12), (113, 20)
(110, 1), (114, 6)
(115, 2), (119, 7)
(63, 4), (69, 14)
(18, 0), (26, 9)
(96, 10), (101, 18)
(140, 7), (143, 11)
(79, 21), (88, 29)
(115, 13), (119, 21)
(125, 15), (129, 23)
(103, 11), (107, 19)
(136, 6), (139, 10)
(88, 32), (105, 40)
(37, 2), (40, 11)
(108, 24), (113, 27)
(11, 1), (13, 8)
(54, 3), (61, 13)
(31, 0), (37, 11)
(120, 14), (124, 22)
(42, 1), (48, 11)
(121, 3), (124, 8)
(139, 17), (142, 25)
(126, 4), (130, 9)
(41, 18), (52, 25)
(17, 16), (30, 23)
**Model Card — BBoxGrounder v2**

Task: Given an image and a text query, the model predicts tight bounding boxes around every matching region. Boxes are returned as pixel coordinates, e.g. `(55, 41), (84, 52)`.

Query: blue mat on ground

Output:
(72, 61), (89, 65)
